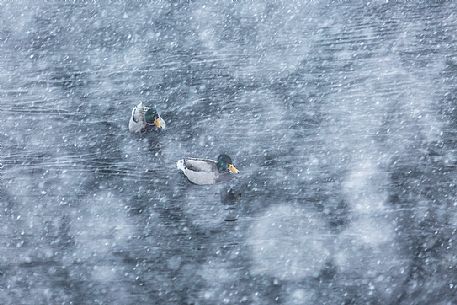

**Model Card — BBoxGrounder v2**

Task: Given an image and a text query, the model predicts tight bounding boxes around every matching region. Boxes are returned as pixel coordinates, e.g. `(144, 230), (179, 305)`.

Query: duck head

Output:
(144, 108), (165, 129)
(217, 154), (239, 174)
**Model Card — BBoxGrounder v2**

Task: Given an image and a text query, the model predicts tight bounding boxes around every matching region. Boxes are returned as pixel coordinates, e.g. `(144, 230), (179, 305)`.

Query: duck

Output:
(176, 154), (239, 185)
(128, 102), (165, 133)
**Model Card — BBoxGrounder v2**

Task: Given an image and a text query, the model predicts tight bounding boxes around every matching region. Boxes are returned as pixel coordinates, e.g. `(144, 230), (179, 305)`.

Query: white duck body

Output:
(128, 102), (147, 133)
(176, 158), (221, 185)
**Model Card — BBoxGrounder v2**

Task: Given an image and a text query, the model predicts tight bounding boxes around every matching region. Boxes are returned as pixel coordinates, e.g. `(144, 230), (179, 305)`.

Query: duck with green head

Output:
(176, 154), (239, 185)
(129, 102), (165, 133)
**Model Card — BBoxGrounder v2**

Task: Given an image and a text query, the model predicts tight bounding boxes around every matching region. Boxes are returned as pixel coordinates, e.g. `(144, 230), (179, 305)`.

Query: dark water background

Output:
(1, 1), (457, 304)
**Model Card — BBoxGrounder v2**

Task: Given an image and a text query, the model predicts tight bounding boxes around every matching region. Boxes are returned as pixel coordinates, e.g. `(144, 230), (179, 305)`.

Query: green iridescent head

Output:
(144, 108), (165, 129)
(216, 154), (239, 173)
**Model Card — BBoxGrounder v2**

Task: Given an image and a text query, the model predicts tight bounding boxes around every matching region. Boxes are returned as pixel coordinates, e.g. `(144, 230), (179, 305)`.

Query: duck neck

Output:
(216, 160), (227, 173)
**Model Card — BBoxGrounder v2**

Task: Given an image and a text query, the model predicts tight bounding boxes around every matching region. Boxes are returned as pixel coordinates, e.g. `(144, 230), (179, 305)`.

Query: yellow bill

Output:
(228, 164), (239, 174)
(154, 117), (165, 129)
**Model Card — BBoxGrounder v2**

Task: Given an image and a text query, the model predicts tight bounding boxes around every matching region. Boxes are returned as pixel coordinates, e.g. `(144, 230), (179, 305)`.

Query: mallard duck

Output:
(128, 102), (165, 133)
(176, 154), (239, 185)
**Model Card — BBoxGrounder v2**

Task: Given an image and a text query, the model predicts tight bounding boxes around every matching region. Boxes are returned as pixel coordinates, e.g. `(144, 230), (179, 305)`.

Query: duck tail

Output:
(176, 159), (185, 172)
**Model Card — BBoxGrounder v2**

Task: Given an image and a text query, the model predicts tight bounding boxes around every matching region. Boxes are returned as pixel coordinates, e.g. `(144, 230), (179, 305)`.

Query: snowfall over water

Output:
(0, 1), (457, 304)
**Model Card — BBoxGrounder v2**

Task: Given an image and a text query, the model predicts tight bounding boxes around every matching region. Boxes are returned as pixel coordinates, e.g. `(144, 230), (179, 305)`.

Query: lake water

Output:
(1, 1), (457, 304)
